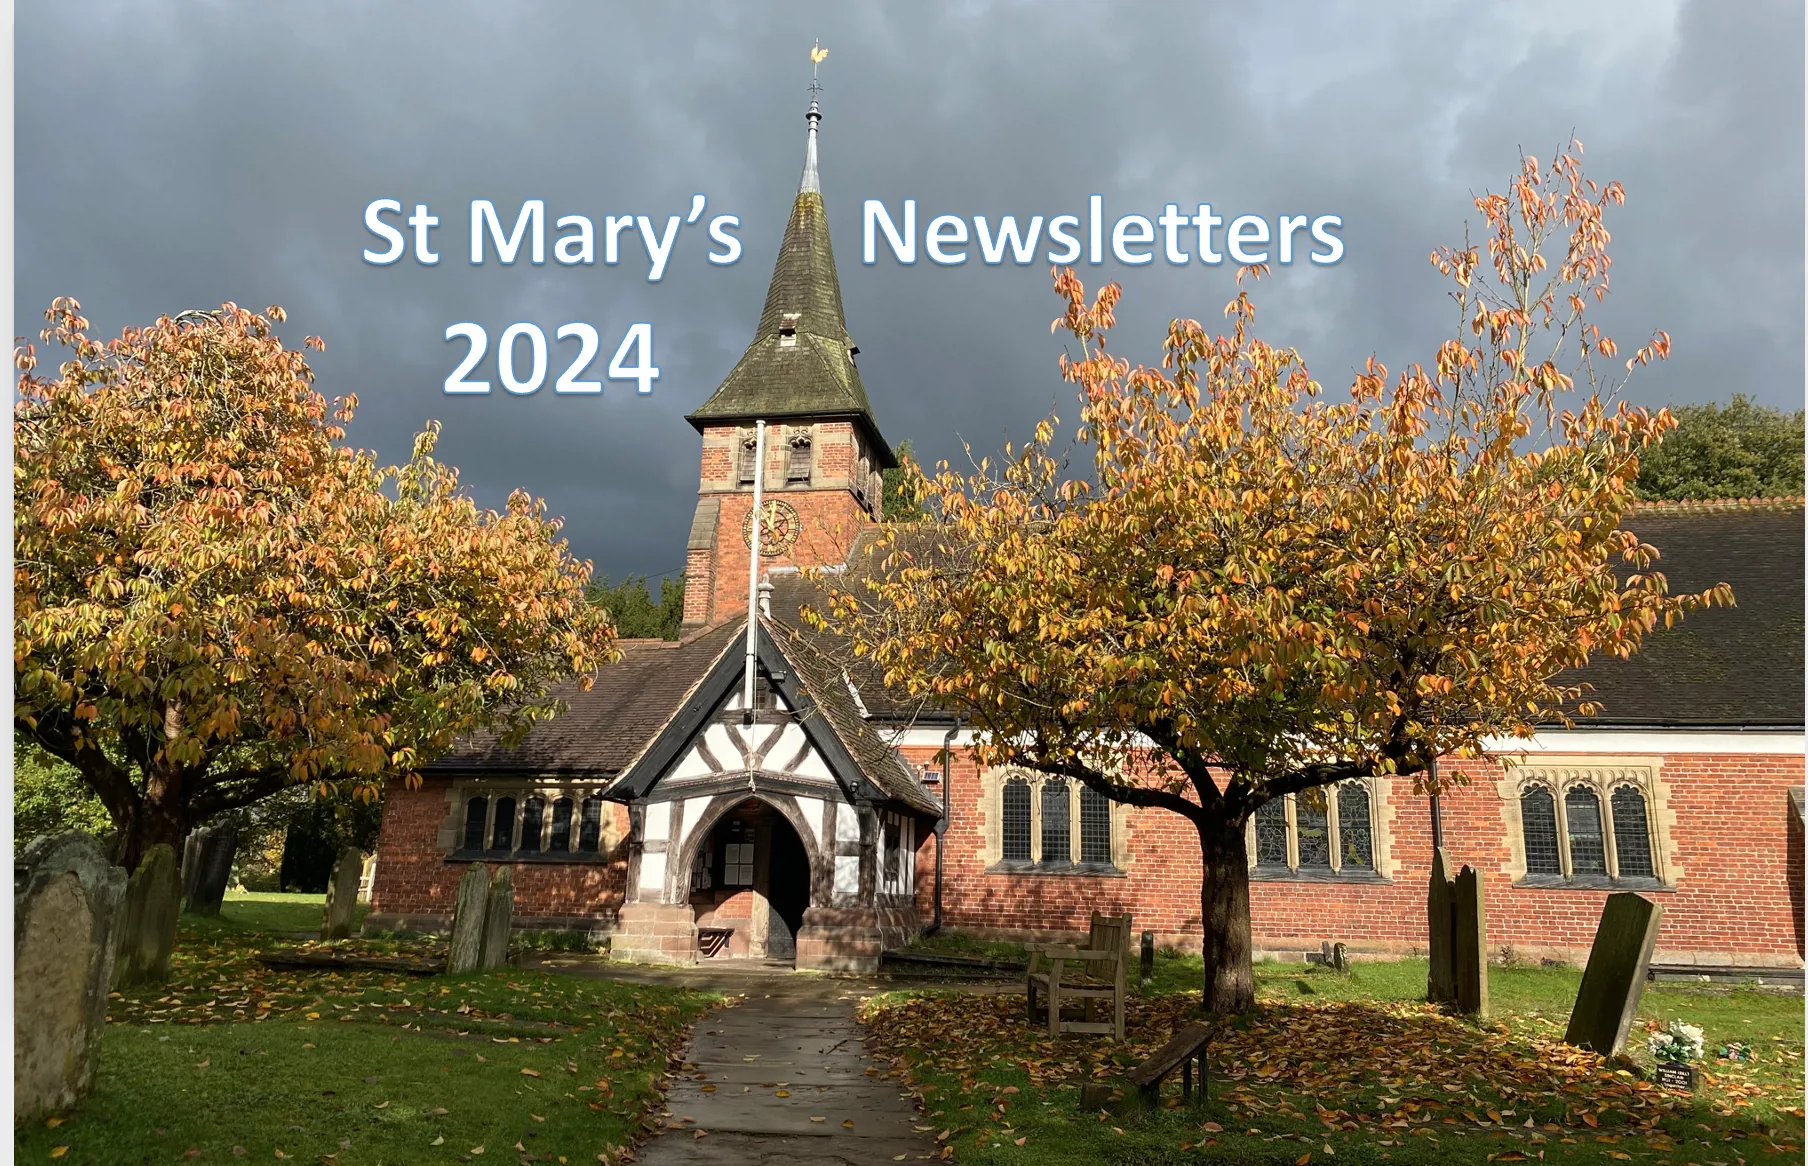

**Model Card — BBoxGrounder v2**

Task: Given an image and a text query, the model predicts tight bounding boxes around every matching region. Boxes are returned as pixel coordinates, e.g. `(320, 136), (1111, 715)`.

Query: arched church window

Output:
(463, 797), (488, 852)
(1610, 785), (1654, 878)
(1337, 783), (1374, 870)
(549, 798), (573, 853)
(578, 798), (603, 853)
(520, 796), (545, 852)
(1254, 798), (1289, 867)
(1520, 787), (1561, 874)
(1565, 787), (1607, 875)
(739, 436), (759, 484)
(1296, 790), (1331, 868)
(1040, 781), (1070, 865)
(1001, 778), (1031, 863)
(786, 434), (812, 483)
(1079, 785), (1112, 865)
(490, 796), (516, 853)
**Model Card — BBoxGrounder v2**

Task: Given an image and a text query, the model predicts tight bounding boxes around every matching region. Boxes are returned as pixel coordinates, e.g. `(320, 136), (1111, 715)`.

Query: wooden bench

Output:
(1125, 1022), (1219, 1108)
(697, 926), (734, 958)
(1027, 911), (1131, 1041)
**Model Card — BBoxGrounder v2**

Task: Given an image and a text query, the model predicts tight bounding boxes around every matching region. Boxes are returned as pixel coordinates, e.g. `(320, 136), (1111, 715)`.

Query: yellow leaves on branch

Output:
(822, 143), (1726, 797)
(14, 300), (618, 788)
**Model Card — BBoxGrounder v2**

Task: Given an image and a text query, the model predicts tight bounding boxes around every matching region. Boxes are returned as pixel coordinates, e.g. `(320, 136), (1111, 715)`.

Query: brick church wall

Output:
(368, 777), (629, 931)
(906, 745), (1805, 967)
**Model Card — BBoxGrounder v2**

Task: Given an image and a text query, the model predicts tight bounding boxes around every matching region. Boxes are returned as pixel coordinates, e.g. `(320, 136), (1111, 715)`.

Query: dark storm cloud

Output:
(17, 0), (1802, 575)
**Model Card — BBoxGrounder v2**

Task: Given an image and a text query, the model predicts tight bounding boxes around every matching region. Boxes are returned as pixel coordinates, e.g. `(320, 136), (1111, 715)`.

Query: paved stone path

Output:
(635, 981), (938, 1164)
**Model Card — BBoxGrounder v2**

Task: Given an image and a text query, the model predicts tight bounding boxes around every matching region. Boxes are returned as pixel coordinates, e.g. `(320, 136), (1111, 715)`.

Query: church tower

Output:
(681, 92), (894, 628)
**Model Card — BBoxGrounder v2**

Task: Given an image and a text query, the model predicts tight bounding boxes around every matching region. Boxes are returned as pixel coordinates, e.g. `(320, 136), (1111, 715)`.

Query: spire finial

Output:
(801, 40), (828, 194)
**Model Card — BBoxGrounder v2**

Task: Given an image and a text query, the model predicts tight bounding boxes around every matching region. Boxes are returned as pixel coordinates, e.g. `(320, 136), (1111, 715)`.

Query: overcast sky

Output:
(17, 0), (1803, 578)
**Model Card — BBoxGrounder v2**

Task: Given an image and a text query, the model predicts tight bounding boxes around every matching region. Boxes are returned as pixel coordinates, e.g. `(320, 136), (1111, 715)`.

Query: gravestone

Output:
(15, 832), (128, 1122)
(181, 822), (238, 917)
(1426, 848), (1457, 1005)
(1564, 892), (1664, 1056)
(321, 847), (364, 940)
(1653, 1061), (1694, 1091)
(1453, 865), (1489, 1018)
(446, 863), (490, 973)
(1139, 930), (1155, 986)
(113, 844), (181, 988)
(1332, 942), (1349, 973)
(480, 866), (515, 970)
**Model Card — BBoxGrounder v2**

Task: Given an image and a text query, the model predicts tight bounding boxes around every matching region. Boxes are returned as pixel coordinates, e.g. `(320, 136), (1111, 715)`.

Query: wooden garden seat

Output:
(1125, 1021), (1220, 1107)
(1026, 911), (1131, 1040)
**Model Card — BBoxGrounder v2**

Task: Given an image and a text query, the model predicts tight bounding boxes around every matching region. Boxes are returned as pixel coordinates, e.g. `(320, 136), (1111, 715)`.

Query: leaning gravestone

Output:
(113, 844), (181, 988)
(480, 865), (515, 970)
(1453, 865), (1489, 1018)
(321, 847), (364, 940)
(1426, 848), (1457, 1005)
(1565, 892), (1665, 1056)
(447, 863), (490, 973)
(15, 832), (127, 1123)
(181, 822), (239, 917)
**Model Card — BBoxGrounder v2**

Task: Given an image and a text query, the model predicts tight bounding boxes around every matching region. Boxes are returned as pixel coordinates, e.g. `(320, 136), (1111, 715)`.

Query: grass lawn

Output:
(863, 952), (1804, 1165)
(17, 893), (717, 1165)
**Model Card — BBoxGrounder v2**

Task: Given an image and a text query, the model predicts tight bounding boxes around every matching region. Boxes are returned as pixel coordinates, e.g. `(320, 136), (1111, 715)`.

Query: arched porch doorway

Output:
(685, 797), (813, 964)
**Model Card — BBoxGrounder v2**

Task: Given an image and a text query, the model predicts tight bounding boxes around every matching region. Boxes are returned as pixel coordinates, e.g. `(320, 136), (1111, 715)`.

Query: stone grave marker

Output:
(446, 863), (490, 973)
(321, 847), (364, 940)
(181, 822), (238, 917)
(1453, 864), (1489, 1018)
(1426, 847), (1457, 1005)
(113, 844), (181, 988)
(1139, 930), (1155, 987)
(1564, 892), (1664, 1056)
(1332, 941), (1350, 973)
(480, 865), (515, 970)
(15, 832), (127, 1123)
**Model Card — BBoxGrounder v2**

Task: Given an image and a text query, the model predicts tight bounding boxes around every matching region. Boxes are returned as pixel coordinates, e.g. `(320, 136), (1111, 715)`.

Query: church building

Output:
(367, 94), (1806, 977)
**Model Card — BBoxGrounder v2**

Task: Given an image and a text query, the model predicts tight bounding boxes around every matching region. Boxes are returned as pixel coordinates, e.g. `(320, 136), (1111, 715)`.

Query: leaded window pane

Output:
(1001, 779), (1031, 862)
(520, 796), (545, 852)
(1565, 787), (1607, 875)
(1296, 792), (1331, 868)
(1040, 782), (1071, 864)
(463, 797), (488, 852)
(490, 796), (516, 852)
(1521, 787), (1561, 874)
(1337, 783), (1373, 870)
(579, 798), (603, 852)
(549, 798), (573, 853)
(1610, 786), (1654, 878)
(1080, 786), (1112, 864)
(1255, 798), (1289, 867)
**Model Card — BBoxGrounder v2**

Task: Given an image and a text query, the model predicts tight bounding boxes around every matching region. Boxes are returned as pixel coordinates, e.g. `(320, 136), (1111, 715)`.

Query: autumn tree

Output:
(1635, 393), (1803, 501)
(15, 301), (617, 872)
(822, 145), (1728, 1012)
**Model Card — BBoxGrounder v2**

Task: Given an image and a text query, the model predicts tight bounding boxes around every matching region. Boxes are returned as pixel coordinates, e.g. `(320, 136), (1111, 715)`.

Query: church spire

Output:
(685, 58), (892, 466)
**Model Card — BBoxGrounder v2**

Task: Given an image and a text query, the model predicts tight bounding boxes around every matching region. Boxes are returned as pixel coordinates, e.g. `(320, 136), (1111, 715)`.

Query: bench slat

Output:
(1126, 1023), (1218, 1088)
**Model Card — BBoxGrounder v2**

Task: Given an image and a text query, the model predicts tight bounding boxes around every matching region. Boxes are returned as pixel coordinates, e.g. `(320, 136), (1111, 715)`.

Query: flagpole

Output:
(742, 419), (767, 724)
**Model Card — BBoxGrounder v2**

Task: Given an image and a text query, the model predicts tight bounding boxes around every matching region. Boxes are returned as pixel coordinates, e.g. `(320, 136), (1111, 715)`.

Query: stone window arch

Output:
(1501, 758), (1672, 887)
(1247, 779), (1390, 881)
(979, 768), (1127, 872)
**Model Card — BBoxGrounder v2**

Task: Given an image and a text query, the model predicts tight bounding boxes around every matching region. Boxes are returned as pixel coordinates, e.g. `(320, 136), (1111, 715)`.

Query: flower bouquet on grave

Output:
(1648, 1020), (1705, 1090)
(1715, 1040), (1753, 1063)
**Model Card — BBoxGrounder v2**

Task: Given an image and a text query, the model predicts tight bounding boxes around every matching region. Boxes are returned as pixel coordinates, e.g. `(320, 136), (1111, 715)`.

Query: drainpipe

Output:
(1428, 755), (1444, 853)
(925, 717), (959, 936)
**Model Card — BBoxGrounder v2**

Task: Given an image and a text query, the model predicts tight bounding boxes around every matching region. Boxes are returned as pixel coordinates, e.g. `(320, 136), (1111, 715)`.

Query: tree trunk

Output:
(1199, 817), (1255, 1013)
(114, 791), (191, 874)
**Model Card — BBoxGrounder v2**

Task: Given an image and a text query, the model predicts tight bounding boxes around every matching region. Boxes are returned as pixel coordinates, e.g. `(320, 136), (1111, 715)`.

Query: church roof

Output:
(685, 99), (894, 466)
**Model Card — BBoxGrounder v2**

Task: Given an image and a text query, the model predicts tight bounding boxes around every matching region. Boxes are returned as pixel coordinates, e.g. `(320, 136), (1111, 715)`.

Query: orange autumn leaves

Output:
(14, 300), (616, 819)
(824, 141), (1726, 798)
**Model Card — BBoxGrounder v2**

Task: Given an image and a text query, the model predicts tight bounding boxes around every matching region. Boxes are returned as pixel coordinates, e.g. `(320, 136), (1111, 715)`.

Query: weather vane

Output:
(809, 39), (827, 101)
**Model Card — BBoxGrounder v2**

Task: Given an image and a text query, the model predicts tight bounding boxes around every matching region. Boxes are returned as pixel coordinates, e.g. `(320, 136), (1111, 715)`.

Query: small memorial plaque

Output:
(1653, 1062), (1695, 1091)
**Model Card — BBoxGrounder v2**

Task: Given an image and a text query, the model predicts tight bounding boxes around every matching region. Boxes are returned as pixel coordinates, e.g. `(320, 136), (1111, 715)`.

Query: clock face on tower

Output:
(741, 498), (802, 556)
